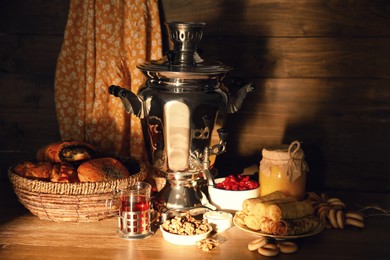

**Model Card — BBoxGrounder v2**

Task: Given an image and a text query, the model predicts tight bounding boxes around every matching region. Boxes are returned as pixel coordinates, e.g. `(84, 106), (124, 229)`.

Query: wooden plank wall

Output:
(0, 0), (67, 177)
(0, 0), (389, 193)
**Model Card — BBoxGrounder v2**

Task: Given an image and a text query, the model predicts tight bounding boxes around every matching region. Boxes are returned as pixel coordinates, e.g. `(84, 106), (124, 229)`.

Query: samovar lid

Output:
(137, 22), (232, 77)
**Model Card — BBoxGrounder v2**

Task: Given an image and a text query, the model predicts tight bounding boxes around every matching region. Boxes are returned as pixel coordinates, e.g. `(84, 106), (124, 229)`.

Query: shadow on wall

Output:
(194, 2), (330, 191)
(198, 2), (274, 177)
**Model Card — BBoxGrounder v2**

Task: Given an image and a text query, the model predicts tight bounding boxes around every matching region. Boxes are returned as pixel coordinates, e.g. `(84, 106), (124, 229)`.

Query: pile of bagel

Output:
(307, 192), (365, 229)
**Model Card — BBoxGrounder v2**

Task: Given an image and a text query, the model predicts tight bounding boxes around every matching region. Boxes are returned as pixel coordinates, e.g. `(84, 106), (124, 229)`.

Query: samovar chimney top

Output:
(166, 22), (206, 66)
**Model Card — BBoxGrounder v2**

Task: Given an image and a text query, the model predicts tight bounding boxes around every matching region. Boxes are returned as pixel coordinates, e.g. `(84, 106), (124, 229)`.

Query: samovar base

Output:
(152, 171), (209, 211)
(157, 183), (202, 210)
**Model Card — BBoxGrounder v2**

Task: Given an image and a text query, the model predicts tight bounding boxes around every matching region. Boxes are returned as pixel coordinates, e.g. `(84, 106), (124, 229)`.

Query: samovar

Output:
(109, 22), (253, 211)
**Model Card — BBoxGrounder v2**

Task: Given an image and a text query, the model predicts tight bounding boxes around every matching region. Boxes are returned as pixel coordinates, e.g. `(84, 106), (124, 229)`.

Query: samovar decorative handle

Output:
(202, 128), (229, 187)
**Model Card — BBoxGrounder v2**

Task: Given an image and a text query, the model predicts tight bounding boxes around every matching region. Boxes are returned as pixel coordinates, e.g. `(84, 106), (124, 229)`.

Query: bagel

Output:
(50, 162), (79, 183)
(36, 141), (96, 163)
(13, 161), (53, 180)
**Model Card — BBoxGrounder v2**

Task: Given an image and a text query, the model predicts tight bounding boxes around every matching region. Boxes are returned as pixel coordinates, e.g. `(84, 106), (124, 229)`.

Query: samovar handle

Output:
(108, 85), (143, 118)
(203, 128), (229, 187)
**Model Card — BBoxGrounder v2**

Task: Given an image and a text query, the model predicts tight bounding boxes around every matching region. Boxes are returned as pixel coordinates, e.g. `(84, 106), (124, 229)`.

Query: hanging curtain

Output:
(54, 0), (162, 160)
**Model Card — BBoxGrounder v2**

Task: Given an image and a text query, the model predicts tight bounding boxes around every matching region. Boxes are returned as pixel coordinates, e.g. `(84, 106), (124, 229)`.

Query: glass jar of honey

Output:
(259, 141), (309, 200)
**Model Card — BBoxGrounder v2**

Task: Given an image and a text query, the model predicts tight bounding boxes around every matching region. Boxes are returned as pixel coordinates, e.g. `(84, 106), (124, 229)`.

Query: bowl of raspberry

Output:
(208, 174), (260, 212)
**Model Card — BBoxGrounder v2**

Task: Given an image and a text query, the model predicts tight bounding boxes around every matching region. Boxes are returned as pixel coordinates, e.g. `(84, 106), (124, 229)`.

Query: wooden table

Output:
(0, 182), (389, 260)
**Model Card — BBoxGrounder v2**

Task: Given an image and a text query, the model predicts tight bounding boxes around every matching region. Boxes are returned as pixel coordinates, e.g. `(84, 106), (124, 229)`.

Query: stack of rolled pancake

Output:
(13, 141), (130, 183)
(240, 191), (319, 236)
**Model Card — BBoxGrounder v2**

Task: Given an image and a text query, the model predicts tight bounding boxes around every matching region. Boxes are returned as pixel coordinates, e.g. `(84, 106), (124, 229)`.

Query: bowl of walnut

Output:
(160, 213), (213, 245)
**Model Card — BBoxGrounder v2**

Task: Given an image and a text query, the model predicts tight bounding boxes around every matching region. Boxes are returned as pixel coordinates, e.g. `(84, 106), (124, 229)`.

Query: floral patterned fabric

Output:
(55, 0), (162, 160)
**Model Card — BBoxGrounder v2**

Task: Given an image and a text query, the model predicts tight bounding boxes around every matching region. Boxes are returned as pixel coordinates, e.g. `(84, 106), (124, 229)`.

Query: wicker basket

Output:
(8, 161), (147, 222)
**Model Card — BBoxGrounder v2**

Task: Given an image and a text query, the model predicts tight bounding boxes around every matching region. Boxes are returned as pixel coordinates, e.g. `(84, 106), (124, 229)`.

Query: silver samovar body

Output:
(109, 22), (253, 210)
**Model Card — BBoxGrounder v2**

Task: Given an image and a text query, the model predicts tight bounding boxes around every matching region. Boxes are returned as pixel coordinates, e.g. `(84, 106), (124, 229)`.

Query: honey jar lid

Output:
(262, 141), (305, 160)
(260, 141), (309, 182)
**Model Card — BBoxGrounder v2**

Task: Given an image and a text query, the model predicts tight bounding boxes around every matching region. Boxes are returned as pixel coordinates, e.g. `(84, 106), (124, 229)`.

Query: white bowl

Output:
(208, 177), (260, 212)
(160, 224), (212, 245)
(203, 211), (233, 233)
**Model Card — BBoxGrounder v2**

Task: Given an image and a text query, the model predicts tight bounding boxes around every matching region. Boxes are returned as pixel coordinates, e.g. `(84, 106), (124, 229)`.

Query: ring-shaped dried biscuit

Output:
(336, 210), (345, 229)
(258, 243), (280, 257)
(248, 237), (267, 251)
(327, 208), (338, 228)
(277, 241), (298, 254)
(346, 217), (364, 228)
(345, 211), (364, 222)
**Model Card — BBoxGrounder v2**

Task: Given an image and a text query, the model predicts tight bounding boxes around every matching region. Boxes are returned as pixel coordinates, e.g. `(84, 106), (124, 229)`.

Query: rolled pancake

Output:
(253, 197), (297, 219)
(242, 191), (286, 214)
(259, 217), (274, 234)
(234, 211), (247, 226)
(267, 200), (314, 222)
(265, 216), (320, 236)
(244, 215), (263, 231)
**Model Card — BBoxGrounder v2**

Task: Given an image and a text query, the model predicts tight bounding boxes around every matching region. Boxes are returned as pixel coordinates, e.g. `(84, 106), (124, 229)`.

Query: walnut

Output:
(196, 238), (220, 251)
(161, 213), (211, 236)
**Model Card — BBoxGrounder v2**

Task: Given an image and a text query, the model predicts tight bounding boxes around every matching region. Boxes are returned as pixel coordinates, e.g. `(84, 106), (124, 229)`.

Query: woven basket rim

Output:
(8, 160), (147, 195)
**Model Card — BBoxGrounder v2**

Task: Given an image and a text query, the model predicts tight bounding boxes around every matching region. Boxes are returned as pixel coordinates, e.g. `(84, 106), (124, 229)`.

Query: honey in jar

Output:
(259, 141), (309, 200)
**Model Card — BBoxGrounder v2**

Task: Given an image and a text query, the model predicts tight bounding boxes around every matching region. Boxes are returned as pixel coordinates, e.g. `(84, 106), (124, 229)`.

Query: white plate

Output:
(233, 214), (324, 240)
